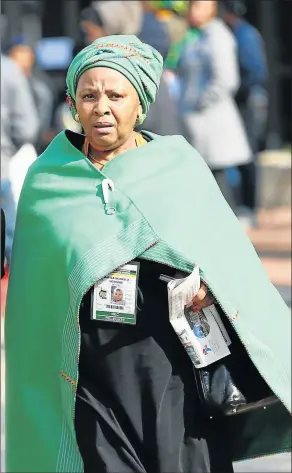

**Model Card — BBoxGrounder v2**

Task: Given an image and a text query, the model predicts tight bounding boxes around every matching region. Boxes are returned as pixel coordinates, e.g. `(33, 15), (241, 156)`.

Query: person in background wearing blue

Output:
(221, 0), (269, 227)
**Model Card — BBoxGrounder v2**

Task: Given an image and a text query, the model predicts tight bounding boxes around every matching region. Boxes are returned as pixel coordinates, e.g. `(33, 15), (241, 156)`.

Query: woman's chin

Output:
(92, 133), (117, 148)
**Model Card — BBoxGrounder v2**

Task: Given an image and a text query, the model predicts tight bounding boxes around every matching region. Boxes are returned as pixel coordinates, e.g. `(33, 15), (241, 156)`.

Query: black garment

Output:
(75, 259), (233, 473)
(211, 169), (236, 213)
(237, 161), (257, 211)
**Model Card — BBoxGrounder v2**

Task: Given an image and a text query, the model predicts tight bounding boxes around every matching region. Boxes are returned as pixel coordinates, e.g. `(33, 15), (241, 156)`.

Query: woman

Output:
(176, 0), (252, 211)
(5, 35), (291, 473)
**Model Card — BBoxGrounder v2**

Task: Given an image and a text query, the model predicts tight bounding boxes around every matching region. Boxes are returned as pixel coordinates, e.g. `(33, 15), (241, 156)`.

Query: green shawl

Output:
(5, 131), (291, 472)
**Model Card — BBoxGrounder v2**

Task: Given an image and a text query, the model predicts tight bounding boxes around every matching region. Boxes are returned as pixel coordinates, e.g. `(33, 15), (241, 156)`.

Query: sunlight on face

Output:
(76, 67), (141, 151)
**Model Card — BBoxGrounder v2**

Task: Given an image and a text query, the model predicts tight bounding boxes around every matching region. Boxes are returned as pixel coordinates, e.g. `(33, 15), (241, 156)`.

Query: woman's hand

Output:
(192, 282), (214, 312)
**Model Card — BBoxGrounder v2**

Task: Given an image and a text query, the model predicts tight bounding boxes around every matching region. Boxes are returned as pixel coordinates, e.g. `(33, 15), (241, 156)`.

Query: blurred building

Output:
(1, 0), (291, 147)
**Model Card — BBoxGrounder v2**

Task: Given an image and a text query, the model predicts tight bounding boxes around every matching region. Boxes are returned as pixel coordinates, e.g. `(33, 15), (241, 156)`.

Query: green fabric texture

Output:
(5, 131), (291, 472)
(66, 34), (163, 124)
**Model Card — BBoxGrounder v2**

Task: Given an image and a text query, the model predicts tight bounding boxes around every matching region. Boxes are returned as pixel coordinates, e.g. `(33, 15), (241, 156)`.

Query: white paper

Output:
(168, 266), (231, 368)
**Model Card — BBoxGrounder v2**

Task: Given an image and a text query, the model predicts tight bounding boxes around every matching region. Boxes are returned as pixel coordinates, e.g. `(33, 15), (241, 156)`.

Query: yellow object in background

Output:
(149, 1), (188, 16)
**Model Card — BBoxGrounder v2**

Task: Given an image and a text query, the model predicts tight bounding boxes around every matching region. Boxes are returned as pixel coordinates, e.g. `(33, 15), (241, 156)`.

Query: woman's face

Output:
(75, 67), (141, 151)
(113, 289), (123, 302)
(188, 1), (217, 28)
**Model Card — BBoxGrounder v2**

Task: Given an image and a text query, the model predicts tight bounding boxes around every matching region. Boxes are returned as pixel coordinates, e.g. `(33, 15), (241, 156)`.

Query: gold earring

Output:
(74, 113), (80, 122)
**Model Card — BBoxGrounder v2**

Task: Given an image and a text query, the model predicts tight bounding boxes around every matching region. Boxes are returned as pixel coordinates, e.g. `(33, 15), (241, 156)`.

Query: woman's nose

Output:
(93, 96), (110, 116)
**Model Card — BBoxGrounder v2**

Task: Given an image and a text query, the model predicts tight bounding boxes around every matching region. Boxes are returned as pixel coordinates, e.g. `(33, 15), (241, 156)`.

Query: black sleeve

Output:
(1, 208), (6, 278)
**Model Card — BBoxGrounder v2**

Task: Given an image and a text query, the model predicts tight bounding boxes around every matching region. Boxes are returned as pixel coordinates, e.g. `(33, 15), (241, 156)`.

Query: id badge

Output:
(92, 262), (140, 325)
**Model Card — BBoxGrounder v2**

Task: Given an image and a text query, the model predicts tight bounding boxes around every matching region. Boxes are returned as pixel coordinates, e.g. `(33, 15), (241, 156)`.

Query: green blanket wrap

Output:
(5, 131), (291, 472)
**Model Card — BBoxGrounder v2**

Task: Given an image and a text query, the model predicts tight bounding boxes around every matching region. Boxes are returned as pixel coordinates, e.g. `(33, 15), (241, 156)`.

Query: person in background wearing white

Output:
(177, 0), (252, 212)
(221, 0), (268, 227)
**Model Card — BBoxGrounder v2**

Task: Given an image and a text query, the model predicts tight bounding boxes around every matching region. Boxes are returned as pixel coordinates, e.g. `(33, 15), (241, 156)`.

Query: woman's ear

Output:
(135, 104), (145, 127)
(137, 104), (143, 121)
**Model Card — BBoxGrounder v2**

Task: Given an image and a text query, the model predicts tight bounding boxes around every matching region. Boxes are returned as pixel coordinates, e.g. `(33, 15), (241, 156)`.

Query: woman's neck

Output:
(86, 131), (138, 169)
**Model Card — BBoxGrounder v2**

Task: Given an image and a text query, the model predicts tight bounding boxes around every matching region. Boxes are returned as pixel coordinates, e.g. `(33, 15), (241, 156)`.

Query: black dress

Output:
(75, 259), (234, 473)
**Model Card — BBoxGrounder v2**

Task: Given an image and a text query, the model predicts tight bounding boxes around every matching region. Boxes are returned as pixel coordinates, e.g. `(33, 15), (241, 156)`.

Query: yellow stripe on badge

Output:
(112, 272), (136, 278)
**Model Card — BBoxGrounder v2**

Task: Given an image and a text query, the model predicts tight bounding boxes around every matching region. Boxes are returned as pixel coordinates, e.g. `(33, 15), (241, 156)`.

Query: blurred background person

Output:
(1, 53), (39, 266)
(221, 0), (269, 227)
(147, 0), (188, 46)
(6, 38), (54, 154)
(221, 0), (268, 154)
(144, 1), (190, 104)
(174, 0), (252, 212)
(137, 1), (190, 137)
(80, 0), (142, 45)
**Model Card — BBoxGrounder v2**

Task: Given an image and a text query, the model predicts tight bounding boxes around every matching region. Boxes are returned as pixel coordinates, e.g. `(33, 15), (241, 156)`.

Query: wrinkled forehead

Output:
(76, 66), (138, 94)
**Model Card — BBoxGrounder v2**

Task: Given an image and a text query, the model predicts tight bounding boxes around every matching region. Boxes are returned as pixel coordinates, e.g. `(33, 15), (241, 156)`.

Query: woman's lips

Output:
(93, 123), (114, 134)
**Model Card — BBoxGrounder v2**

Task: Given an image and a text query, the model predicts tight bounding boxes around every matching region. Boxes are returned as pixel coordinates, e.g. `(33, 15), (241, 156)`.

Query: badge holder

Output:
(91, 261), (140, 325)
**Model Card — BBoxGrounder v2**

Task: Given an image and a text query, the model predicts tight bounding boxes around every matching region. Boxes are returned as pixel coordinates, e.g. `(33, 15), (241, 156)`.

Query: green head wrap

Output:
(66, 35), (163, 125)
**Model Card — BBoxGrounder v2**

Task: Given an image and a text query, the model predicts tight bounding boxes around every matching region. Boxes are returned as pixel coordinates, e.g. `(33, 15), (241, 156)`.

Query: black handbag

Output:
(193, 305), (278, 417)
(194, 359), (278, 417)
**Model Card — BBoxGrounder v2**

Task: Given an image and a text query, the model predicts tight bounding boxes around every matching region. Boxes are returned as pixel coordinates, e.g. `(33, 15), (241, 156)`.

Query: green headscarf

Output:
(66, 35), (163, 125)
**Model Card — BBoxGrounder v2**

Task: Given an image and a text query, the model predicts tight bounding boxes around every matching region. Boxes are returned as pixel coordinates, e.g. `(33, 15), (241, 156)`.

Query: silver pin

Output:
(105, 206), (116, 215)
(102, 178), (114, 204)
(101, 178), (116, 215)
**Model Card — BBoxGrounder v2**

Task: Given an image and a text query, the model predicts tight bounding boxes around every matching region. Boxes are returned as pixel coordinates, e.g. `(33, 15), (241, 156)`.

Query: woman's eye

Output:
(83, 94), (94, 100)
(109, 94), (122, 100)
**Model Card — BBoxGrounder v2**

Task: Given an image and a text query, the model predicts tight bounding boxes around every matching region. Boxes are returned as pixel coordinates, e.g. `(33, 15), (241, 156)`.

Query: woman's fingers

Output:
(195, 283), (208, 302)
(192, 283), (214, 311)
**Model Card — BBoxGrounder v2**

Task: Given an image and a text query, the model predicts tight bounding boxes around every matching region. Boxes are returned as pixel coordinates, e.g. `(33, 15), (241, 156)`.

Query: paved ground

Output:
(1, 207), (291, 472)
